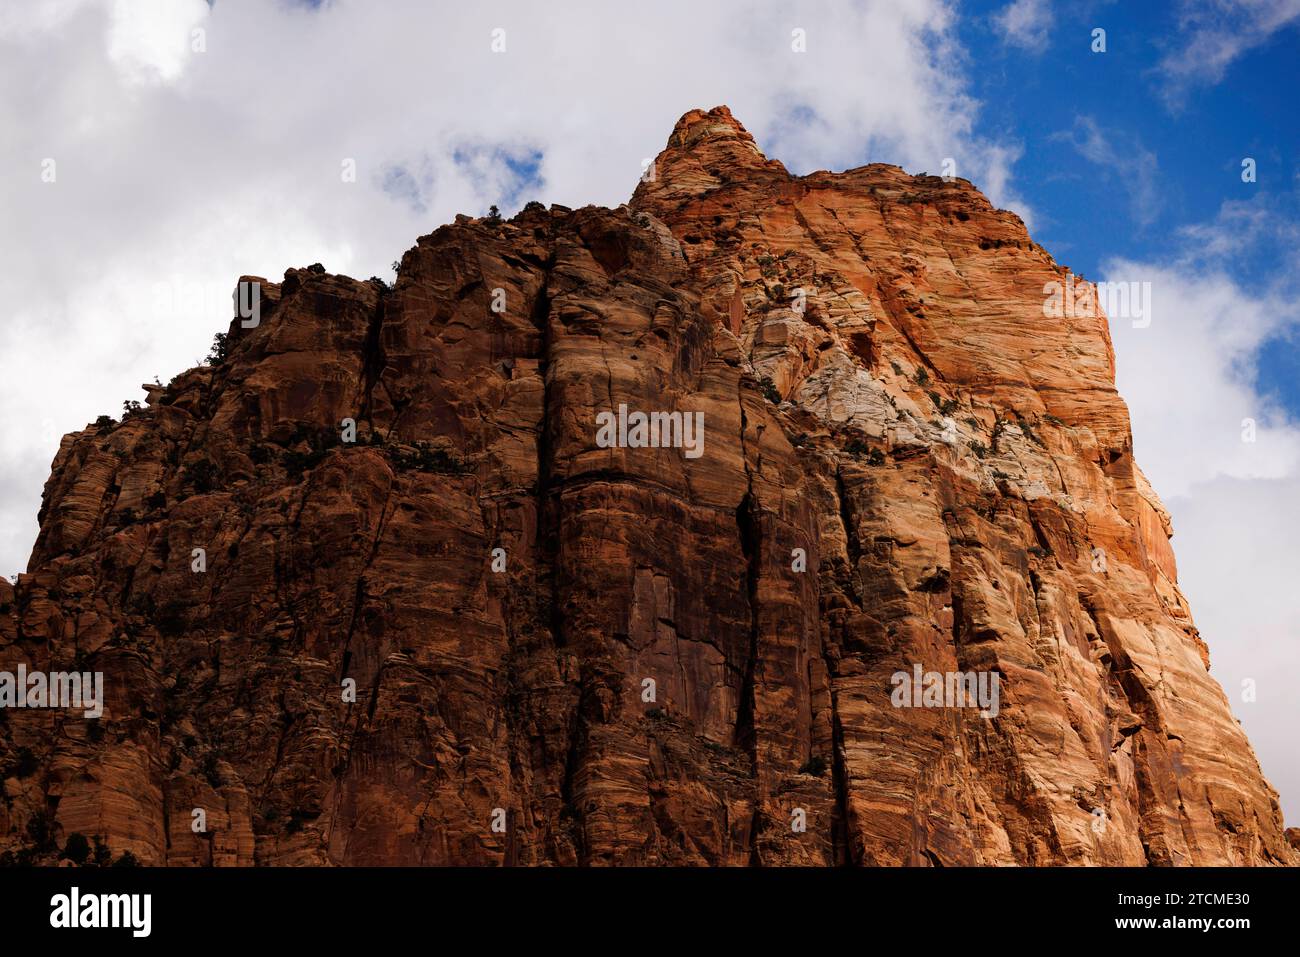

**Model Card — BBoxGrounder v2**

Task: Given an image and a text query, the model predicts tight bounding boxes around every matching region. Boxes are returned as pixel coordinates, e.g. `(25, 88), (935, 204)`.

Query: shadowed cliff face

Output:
(0, 106), (1293, 866)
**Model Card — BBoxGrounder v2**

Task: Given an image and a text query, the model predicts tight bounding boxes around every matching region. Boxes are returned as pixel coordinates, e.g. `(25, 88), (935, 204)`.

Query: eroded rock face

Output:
(1, 107), (1292, 866)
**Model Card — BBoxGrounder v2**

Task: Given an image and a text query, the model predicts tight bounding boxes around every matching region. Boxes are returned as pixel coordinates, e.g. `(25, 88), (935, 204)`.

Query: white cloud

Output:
(106, 0), (210, 86)
(1054, 116), (1161, 227)
(1155, 0), (1300, 106)
(1106, 202), (1300, 824)
(1106, 260), (1300, 497)
(1176, 196), (1300, 270)
(0, 0), (95, 41)
(993, 0), (1053, 50)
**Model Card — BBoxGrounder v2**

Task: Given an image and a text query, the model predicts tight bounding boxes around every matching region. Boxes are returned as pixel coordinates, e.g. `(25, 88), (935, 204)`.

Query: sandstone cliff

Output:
(1, 107), (1292, 866)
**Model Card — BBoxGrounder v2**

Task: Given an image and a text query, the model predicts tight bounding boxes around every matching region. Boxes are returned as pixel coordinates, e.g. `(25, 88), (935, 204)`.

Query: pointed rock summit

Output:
(0, 108), (1292, 866)
(634, 105), (789, 205)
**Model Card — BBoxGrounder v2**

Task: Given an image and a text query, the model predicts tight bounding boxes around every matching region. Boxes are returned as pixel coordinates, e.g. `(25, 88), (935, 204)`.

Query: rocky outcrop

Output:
(0, 107), (1292, 866)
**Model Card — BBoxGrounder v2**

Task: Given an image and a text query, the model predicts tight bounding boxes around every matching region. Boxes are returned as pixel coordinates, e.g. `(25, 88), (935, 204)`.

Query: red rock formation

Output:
(0, 107), (1292, 866)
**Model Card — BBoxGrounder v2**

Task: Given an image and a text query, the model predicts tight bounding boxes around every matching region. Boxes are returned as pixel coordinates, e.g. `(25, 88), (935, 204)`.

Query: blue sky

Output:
(957, 0), (1300, 409)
